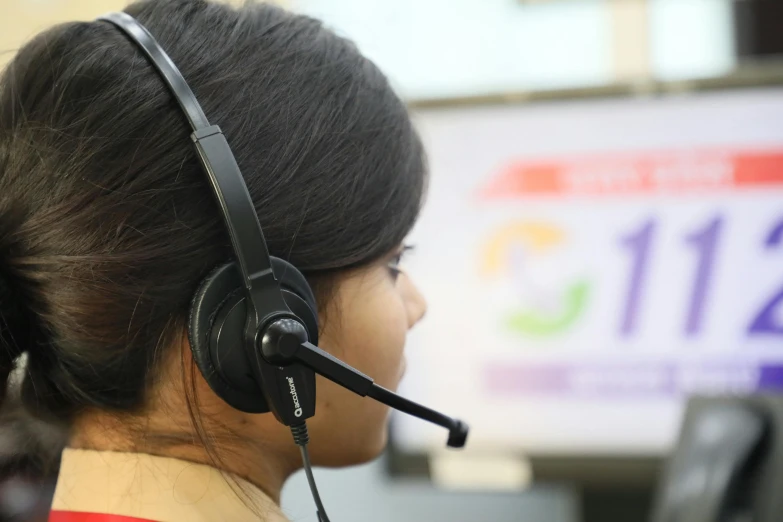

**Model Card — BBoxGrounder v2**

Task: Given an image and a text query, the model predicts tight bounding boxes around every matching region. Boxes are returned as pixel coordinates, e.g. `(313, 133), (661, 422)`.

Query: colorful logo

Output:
(481, 222), (590, 337)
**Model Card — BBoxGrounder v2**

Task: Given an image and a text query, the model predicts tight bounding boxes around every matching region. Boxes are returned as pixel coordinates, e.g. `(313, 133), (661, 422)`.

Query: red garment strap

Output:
(49, 511), (157, 522)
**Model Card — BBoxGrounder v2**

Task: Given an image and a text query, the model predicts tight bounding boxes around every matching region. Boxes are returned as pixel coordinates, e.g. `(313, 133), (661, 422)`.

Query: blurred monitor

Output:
(389, 84), (783, 487)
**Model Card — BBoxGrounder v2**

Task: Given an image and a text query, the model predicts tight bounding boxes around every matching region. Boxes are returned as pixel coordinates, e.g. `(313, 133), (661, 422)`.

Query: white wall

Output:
(649, 0), (736, 80)
(291, 0), (736, 100)
(291, 0), (613, 100)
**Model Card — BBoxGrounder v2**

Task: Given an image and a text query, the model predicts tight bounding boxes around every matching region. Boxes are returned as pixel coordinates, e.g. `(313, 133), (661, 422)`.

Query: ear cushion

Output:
(187, 259), (319, 413)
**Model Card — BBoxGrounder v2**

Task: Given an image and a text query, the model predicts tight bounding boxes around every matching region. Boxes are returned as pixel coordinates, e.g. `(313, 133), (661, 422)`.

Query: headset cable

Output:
(291, 422), (330, 522)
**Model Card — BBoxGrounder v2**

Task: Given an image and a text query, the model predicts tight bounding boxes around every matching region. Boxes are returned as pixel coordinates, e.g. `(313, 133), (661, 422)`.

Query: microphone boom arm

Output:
(296, 342), (468, 448)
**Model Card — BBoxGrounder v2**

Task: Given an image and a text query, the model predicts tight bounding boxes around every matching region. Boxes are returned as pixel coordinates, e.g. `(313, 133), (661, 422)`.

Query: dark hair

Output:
(0, 0), (425, 423)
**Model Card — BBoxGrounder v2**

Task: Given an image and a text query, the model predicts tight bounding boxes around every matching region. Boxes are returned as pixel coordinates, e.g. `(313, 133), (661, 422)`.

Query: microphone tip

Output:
(447, 420), (469, 448)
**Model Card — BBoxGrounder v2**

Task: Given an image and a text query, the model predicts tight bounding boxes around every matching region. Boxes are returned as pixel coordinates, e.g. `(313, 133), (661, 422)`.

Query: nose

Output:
(400, 273), (427, 328)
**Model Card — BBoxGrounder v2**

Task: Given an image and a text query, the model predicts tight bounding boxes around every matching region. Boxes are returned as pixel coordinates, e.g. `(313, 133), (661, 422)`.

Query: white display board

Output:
(392, 87), (783, 457)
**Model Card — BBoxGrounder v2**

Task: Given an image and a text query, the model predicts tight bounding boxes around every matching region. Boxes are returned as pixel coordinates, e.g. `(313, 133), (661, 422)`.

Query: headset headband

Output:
(97, 12), (280, 311)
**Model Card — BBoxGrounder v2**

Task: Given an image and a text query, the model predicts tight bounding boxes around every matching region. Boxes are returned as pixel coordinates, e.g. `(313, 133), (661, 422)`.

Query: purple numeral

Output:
(748, 219), (783, 335)
(619, 219), (656, 336)
(684, 216), (723, 335)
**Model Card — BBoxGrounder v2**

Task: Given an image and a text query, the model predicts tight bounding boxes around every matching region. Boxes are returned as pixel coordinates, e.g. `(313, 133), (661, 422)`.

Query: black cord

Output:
(291, 423), (330, 522)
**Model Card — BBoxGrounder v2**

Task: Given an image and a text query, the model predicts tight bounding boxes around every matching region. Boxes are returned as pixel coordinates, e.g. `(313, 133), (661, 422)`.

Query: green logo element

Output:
(482, 222), (589, 337)
(505, 279), (589, 336)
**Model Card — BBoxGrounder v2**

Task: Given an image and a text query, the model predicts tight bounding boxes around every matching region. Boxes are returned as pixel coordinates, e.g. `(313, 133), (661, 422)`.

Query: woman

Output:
(0, 0), (428, 520)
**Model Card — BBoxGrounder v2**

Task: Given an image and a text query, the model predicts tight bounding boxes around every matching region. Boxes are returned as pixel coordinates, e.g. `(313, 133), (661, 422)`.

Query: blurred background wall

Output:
(289, 0), (736, 99)
(0, 0), (738, 96)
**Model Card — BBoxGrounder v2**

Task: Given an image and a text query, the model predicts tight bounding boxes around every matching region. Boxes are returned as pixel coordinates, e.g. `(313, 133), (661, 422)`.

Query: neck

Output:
(70, 409), (300, 505)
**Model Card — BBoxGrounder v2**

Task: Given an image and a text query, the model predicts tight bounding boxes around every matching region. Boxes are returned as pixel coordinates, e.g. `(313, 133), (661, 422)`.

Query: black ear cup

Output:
(187, 258), (319, 413)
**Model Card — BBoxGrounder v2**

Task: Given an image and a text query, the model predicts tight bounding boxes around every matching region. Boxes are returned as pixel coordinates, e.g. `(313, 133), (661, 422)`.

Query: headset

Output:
(96, 12), (468, 522)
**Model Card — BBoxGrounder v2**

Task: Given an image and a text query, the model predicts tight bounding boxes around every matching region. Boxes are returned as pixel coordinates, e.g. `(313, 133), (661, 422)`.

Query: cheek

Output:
(358, 302), (408, 385)
(335, 287), (409, 388)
